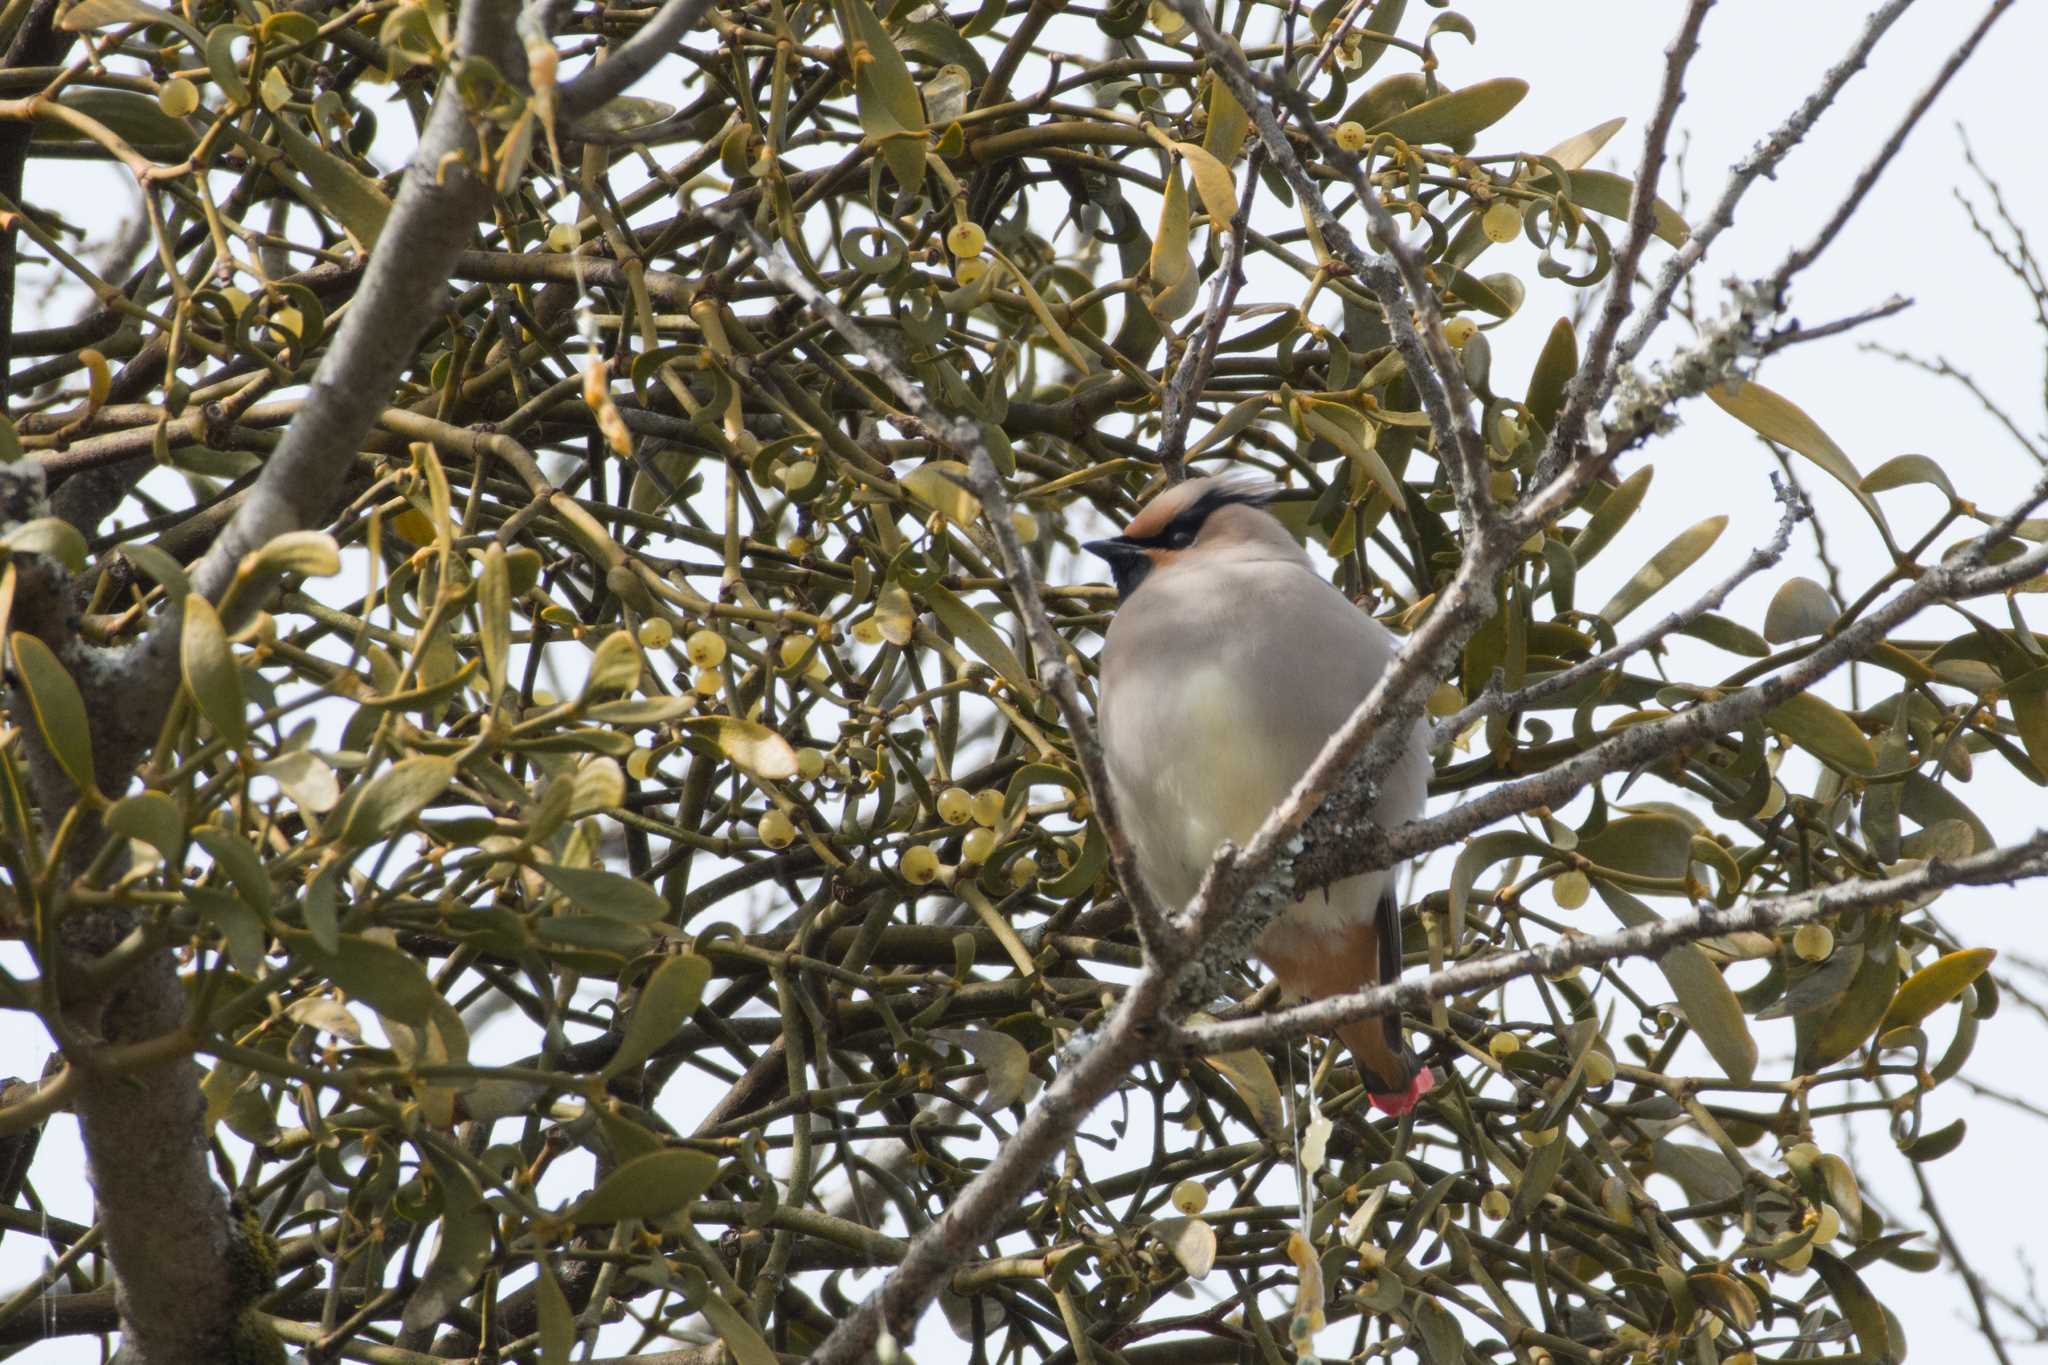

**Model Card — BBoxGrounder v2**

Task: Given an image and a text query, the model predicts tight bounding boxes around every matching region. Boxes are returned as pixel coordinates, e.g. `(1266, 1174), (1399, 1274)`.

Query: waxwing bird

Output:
(1086, 475), (1436, 1115)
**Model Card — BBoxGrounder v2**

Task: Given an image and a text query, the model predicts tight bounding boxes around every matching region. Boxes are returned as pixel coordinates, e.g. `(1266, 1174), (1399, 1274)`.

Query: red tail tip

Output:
(1368, 1066), (1435, 1117)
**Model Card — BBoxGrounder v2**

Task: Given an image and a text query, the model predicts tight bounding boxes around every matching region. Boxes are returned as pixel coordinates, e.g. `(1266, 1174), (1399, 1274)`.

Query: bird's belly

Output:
(1113, 663), (1390, 935)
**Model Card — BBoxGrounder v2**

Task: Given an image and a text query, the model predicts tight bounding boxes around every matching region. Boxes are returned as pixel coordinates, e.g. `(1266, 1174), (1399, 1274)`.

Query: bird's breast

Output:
(1106, 661), (1306, 908)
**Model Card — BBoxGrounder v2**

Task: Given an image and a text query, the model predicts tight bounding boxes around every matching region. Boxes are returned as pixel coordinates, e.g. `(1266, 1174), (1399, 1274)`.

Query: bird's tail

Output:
(1262, 889), (1435, 1117)
(1353, 887), (1434, 1116)
(1336, 1016), (1433, 1116)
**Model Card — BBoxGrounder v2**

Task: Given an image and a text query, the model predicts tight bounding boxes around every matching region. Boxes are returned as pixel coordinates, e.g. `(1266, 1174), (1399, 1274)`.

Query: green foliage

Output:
(0, 0), (2028, 1361)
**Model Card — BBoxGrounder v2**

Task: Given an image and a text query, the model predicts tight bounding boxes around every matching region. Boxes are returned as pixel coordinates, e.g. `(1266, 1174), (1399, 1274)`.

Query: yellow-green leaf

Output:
(281, 928), (439, 1024)
(538, 862), (670, 923)
(535, 1260), (574, 1365)
(1598, 514), (1725, 624)
(924, 581), (1029, 691)
(1200, 58), (1249, 166)
(1879, 948), (1996, 1035)
(1524, 317), (1577, 433)
(193, 825), (271, 913)
(479, 543), (510, 701)
(1447, 830), (1552, 951)
(1371, 77), (1527, 145)
(1538, 167), (1688, 246)
(35, 90), (194, 153)
(205, 25), (248, 105)
(1569, 465), (1650, 566)
(105, 789), (185, 859)
(1809, 1250), (1896, 1365)
(930, 1027), (1039, 1108)
(1148, 1216), (1217, 1278)
(272, 115), (391, 248)
(1340, 72), (1426, 132)
(900, 461), (982, 527)
(605, 952), (711, 1077)
(59, 0), (203, 49)
(1297, 400), (1403, 513)
(875, 582), (915, 646)
(337, 754), (458, 846)
(11, 632), (95, 794)
(260, 753), (344, 818)
(1595, 881), (1756, 1083)
(684, 715), (799, 781)
(581, 629), (642, 700)
(568, 1148), (720, 1223)
(117, 540), (191, 597)
(1542, 115), (1626, 172)
(699, 1291), (780, 1365)
(181, 593), (247, 746)
(842, 0), (928, 190)
(1767, 691), (1877, 774)
(1, 517), (88, 571)
(1579, 814), (1694, 880)
(1707, 380), (1892, 545)
(1763, 577), (1835, 643)
(1148, 159), (1197, 320)
(241, 530), (341, 579)
(1204, 1046), (1285, 1140)
(1175, 140), (1238, 232)
(1862, 453), (1956, 502)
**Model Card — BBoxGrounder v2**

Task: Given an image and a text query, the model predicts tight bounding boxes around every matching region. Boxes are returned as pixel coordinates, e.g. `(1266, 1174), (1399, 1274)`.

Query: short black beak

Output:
(1083, 536), (1141, 563)
(1083, 537), (1150, 601)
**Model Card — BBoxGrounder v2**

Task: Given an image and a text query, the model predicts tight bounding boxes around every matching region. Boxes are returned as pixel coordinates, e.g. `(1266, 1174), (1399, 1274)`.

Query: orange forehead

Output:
(1120, 480), (1217, 539)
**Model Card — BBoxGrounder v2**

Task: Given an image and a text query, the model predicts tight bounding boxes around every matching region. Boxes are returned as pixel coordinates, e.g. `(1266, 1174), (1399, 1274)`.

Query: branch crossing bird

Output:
(1087, 475), (1436, 1115)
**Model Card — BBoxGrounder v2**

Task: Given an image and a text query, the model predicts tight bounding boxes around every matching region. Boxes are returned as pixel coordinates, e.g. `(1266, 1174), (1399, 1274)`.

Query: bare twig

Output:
(1594, 0), (1919, 417)
(1769, 0), (2014, 295)
(1157, 146), (1264, 481)
(1542, 0), (1716, 484)
(1881, 1076), (2019, 1365)
(1761, 293), (1913, 354)
(1864, 345), (2044, 464)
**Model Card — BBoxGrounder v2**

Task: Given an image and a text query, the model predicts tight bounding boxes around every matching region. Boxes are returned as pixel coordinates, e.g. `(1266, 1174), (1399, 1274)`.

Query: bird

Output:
(1086, 474), (1436, 1115)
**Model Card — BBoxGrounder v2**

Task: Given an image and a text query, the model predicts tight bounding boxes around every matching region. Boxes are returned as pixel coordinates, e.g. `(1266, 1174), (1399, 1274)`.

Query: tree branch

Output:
(1175, 832), (2048, 1054)
(1156, 146), (1263, 481)
(1437, 473), (1808, 743)
(555, 0), (713, 119)
(1768, 0), (2013, 295)
(1539, 0), (1714, 484)
(1595, 0), (1918, 398)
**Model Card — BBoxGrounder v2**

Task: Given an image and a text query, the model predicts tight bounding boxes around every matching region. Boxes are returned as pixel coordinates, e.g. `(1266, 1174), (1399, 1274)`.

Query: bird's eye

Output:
(1165, 525), (1196, 549)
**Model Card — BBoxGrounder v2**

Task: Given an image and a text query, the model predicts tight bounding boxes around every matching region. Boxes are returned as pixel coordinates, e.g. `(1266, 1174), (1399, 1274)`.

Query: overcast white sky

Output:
(7, 0), (2048, 1359)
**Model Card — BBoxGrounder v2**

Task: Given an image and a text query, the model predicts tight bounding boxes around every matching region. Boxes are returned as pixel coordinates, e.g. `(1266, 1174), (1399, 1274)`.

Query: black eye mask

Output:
(1083, 484), (1276, 601)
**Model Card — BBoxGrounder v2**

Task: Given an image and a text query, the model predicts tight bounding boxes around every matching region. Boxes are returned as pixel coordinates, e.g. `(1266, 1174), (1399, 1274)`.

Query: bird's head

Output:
(1083, 474), (1290, 601)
